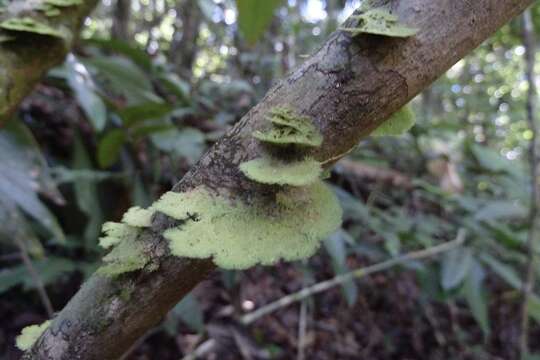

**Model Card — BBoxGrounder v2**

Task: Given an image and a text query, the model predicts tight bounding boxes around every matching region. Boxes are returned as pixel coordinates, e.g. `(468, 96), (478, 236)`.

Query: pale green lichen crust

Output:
(98, 222), (139, 249)
(253, 107), (322, 147)
(97, 230), (149, 276)
(16, 320), (51, 351)
(152, 182), (342, 269)
(239, 156), (321, 186)
(341, 7), (418, 38)
(371, 104), (416, 136)
(122, 206), (154, 227)
(0, 17), (64, 38)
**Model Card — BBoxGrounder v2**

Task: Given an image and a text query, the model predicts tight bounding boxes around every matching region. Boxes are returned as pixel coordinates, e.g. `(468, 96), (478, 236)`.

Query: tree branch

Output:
(24, 0), (534, 358)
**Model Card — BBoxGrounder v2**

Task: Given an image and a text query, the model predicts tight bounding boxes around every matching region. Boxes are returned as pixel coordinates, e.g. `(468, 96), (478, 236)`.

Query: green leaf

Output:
(0, 121), (64, 243)
(463, 259), (490, 337)
(441, 247), (473, 290)
(475, 200), (527, 222)
(85, 37), (153, 71)
(236, 0), (282, 45)
(151, 128), (205, 164)
(170, 293), (204, 333)
(371, 104), (416, 136)
(65, 55), (107, 131)
(479, 253), (521, 289)
(0, 256), (78, 294)
(117, 102), (174, 127)
(73, 135), (104, 249)
(324, 230), (358, 306)
(84, 56), (161, 105)
(97, 129), (126, 168)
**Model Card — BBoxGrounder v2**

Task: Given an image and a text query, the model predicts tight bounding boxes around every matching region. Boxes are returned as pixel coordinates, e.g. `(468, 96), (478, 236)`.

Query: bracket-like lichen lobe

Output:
(371, 104), (416, 136)
(153, 182), (342, 269)
(253, 106), (323, 147)
(239, 156), (321, 186)
(341, 7), (418, 38)
(44, 0), (83, 7)
(0, 17), (64, 38)
(16, 320), (51, 351)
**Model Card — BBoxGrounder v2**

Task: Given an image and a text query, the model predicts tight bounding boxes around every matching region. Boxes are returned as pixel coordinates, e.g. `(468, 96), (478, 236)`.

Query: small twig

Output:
(241, 229), (466, 325)
(296, 300), (307, 360)
(181, 339), (216, 360)
(181, 230), (466, 360)
(14, 236), (54, 317)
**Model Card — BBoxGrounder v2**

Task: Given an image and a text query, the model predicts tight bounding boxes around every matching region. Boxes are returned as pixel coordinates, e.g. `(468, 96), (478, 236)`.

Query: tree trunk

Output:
(169, 0), (202, 79)
(111, 0), (131, 41)
(24, 0), (534, 358)
(519, 7), (540, 359)
(0, 0), (98, 122)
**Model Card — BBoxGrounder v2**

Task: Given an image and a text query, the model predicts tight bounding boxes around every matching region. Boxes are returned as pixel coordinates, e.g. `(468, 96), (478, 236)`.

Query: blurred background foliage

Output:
(2, 0), (540, 359)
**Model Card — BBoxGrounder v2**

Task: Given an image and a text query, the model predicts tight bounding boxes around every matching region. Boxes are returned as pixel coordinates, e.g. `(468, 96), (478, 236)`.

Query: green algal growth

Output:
(371, 104), (416, 136)
(240, 156), (321, 186)
(97, 230), (149, 276)
(153, 182), (342, 269)
(98, 221), (139, 249)
(122, 206), (154, 227)
(253, 107), (323, 147)
(16, 320), (51, 351)
(0, 17), (64, 38)
(341, 8), (418, 38)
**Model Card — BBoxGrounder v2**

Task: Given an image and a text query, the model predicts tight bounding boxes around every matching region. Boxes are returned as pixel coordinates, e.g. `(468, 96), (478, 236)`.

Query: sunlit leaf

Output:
(65, 54), (107, 131)
(441, 247), (473, 290)
(236, 0), (282, 45)
(463, 258), (490, 336)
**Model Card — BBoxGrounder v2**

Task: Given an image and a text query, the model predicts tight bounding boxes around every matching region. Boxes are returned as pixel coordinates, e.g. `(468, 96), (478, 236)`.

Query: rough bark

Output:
(24, 0), (534, 359)
(0, 0), (98, 122)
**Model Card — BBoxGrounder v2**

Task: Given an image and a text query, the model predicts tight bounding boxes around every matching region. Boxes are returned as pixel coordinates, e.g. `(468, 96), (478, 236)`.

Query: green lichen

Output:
(97, 230), (149, 276)
(98, 222), (139, 249)
(341, 8), (418, 38)
(122, 206), (154, 227)
(0, 33), (14, 42)
(253, 107), (322, 147)
(16, 320), (51, 351)
(153, 182), (342, 269)
(0, 17), (64, 38)
(44, 0), (83, 7)
(371, 104), (416, 136)
(44, 7), (61, 16)
(239, 156), (321, 186)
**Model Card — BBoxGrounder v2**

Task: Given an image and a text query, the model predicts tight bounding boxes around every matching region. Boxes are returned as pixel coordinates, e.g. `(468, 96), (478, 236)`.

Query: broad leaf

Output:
(97, 129), (126, 168)
(236, 0), (282, 45)
(65, 54), (107, 131)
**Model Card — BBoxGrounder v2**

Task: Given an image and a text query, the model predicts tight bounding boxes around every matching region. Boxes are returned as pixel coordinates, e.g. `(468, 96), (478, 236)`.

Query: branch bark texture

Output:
(25, 0), (534, 358)
(0, 0), (97, 122)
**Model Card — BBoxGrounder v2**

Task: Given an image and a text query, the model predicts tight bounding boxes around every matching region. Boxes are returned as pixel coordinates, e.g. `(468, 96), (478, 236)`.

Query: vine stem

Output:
(241, 229), (466, 325)
(181, 229), (466, 359)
